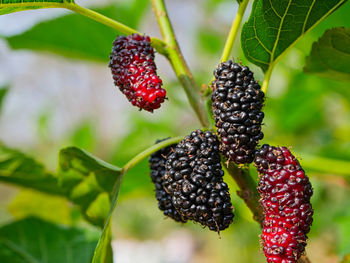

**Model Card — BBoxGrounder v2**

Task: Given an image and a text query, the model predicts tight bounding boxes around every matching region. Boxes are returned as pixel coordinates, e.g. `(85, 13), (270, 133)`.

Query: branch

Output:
(122, 136), (183, 174)
(66, 4), (168, 55)
(220, 0), (250, 62)
(224, 161), (264, 225)
(261, 64), (273, 94)
(150, 0), (210, 128)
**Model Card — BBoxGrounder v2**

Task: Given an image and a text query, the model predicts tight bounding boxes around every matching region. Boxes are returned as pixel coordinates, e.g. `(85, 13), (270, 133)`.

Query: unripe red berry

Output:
(255, 145), (313, 263)
(109, 34), (166, 112)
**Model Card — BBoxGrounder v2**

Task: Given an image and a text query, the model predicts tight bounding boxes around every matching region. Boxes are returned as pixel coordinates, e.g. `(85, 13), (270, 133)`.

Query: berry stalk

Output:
(122, 136), (183, 174)
(150, 0), (210, 127)
(220, 0), (250, 63)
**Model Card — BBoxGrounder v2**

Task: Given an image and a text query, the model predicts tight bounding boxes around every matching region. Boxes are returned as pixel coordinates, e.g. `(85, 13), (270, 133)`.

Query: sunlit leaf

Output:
(0, 144), (122, 227)
(58, 147), (122, 226)
(304, 27), (350, 81)
(0, 0), (74, 15)
(4, 0), (148, 62)
(341, 254), (350, 263)
(0, 217), (98, 263)
(8, 190), (74, 225)
(241, 0), (346, 72)
(0, 144), (66, 195)
(0, 86), (9, 114)
(91, 173), (123, 263)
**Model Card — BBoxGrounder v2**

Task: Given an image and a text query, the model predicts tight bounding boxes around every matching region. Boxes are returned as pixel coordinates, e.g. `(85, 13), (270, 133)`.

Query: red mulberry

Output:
(255, 145), (313, 263)
(149, 139), (187, 223)
(211, 60), (265, 164)
(164, 130), (234, 232)
(109, 34), (166, 112)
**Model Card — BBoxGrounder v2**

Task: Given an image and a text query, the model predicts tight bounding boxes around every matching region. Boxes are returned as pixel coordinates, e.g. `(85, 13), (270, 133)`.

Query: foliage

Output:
(0, 217), (98, 263)
(0, 0), (349, 262)
(241, 0), (346, 72)
(0, 144), (122, 227)
(304, 27), (350, 81)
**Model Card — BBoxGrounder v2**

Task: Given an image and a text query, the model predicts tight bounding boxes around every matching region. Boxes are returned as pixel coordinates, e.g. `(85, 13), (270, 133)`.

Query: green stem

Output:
(121, 136), (183, 174)
(220, 0), (250, 62)
(150, 0), (210, 128)
(301, 153), (350, 177)
(224, 161), (264, 225)
(261, 65), (273, 94)
(66, 4), (167, 55)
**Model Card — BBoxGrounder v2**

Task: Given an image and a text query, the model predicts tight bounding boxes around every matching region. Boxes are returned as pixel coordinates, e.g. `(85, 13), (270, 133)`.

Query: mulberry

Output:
(109, 34), (166, 112)
(164, 130), (234, 231)
(255, 145), (313, 263)
(211, 60), (265, 164)
(149, 140), (187, 223)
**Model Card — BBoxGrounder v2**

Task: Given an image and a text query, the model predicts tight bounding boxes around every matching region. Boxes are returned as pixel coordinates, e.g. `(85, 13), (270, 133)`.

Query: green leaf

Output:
(0, 143), (122, 227)
(0, 217), (98, 263)
(304, 27), (350, 81)
(8, 190), (74, 225)
(241, 0), (346, 72)
(0, 0), (74, 16)
(0, 86), (9, 114)
(91, 173), (123, 263)
(0, 144), (66, 195)
(58, 147), (122, 226)
(341, 254), (350, 263)
(197, 28), (225, 55)
(4, 0), (148, 62)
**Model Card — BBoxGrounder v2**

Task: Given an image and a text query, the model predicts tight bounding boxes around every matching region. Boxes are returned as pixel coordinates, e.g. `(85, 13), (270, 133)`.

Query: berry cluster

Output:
(109, 34), (166, 112)
(255, 145), (313, 263)
(149, 140), (187, 223)
(211, 60), (265, 164)
(163, 130), (234, 232)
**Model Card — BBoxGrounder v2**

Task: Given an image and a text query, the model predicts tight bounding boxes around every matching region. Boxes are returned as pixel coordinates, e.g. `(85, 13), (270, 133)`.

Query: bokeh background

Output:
(0, 0), (349, 262)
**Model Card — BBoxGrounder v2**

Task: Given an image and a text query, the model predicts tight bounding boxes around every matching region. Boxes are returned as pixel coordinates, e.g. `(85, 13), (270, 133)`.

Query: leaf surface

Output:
(304, 27), (350, 81)
(241, 0), (346, 72)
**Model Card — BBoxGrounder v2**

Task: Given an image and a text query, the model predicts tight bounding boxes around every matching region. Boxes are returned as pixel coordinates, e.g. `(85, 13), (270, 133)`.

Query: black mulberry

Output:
(211, 60), (265, 164)
(255, 144), (313, 263)
(149, 140), (187, 223)
(164, 130), (234, 231)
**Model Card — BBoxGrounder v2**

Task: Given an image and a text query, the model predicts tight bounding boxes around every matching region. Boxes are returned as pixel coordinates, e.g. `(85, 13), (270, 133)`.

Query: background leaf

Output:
(0, 0), (74, 16)
(0, 144), (66, 195)
(0, 144), (122, 227)
(0, 217), (98, 263)
(57, 147), (122, 227)
(342, 254), (350, 263)
(0, 86), (9, 115)
(241, 0), (346, 72)
(8, 190), (75, 225)
(91, 173), (123, 263)
(304, 27), (350, 81)
(4, 0), (148, 62)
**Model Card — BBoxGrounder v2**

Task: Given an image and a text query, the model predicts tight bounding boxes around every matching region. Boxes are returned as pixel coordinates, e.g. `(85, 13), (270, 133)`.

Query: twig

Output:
(150, 0), (210, 128)
(224, 161), (264, 225)
(220, 0), (250, 62)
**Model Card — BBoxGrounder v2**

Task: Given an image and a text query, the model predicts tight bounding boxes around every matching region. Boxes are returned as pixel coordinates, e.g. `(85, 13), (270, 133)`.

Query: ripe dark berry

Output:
(255, 145), (313, 263)
(211, 60), (265, 164)
(164, 130), (234, 232)
(109, 34), (166, 112)
(149, 139), (187, 223)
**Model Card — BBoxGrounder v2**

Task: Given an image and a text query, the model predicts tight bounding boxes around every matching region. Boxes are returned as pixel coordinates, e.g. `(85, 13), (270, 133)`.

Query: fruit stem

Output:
(300, 153), (350, 177)
(261, 65), (273, 94)
(220, 0), (250, 62)
(150, 0), (210, 128)
(224, 161), (264, 225)
(65, 3), (168, 55)
(121, 136), (183, 174)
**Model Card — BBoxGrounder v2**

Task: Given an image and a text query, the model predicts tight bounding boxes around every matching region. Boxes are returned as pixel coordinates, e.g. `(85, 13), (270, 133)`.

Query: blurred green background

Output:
(0, 0), (349, 262)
